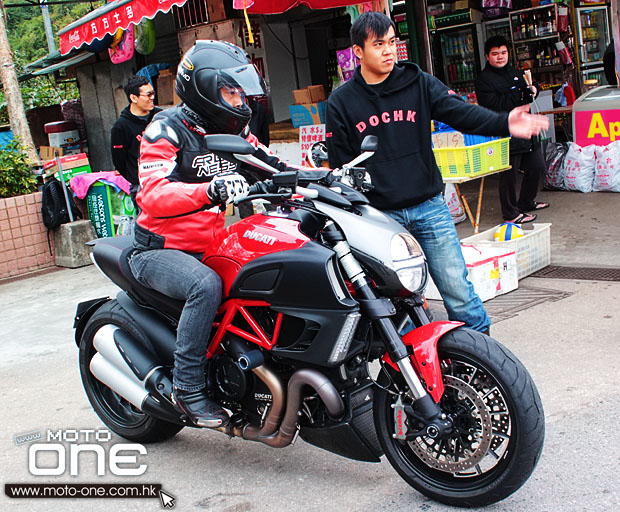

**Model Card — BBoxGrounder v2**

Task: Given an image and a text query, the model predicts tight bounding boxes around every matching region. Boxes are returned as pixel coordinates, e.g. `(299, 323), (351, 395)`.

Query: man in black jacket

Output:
(475, 36), (549, 224)
(603, 41), (618, 86)
(111, 75), (162, 210)
(326, 12), (548, 334)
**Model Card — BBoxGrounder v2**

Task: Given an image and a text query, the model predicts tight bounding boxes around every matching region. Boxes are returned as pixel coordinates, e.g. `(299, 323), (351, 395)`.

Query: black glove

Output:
(320, 171), (339, 187)
(207, 178), (229, 205)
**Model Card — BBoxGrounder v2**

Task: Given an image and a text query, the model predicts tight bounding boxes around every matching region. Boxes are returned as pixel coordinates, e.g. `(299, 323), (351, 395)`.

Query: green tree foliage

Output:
(1, 2), (105, 124)
(5, 2), (104, 64)
(0, 139), (38, 198)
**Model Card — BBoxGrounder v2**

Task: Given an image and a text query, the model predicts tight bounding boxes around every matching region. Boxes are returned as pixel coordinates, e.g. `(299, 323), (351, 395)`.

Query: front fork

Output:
(328, 227), (452, 436)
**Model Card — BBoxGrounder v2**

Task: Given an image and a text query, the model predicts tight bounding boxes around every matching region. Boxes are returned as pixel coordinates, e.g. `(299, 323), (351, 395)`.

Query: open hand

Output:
(508, 104), (549, 139)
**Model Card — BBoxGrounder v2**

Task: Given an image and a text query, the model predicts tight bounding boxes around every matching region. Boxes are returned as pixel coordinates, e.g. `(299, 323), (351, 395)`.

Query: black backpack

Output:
(41, 177), (82, 252)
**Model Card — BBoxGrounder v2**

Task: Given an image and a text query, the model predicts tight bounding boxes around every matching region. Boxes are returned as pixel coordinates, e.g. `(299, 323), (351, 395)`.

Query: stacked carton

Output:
(43, 153), (91, 180)
(289, 85), (327, 128)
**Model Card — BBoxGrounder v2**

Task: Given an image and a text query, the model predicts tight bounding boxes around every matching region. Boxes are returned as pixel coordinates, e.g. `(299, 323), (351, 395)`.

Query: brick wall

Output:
(0, 192), (55, 280)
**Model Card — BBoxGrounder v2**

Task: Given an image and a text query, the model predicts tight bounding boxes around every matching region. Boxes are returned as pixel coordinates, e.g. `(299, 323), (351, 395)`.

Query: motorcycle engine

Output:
(211, 355), (274, 424)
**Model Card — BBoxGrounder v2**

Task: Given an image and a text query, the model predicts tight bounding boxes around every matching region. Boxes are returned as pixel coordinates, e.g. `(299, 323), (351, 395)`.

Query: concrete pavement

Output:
(1, 184), (619, 511)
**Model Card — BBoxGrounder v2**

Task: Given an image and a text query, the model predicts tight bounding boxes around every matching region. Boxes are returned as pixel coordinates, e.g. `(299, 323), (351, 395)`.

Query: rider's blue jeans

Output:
(128, 249), (222, 392)
(383, 193), (491, 333)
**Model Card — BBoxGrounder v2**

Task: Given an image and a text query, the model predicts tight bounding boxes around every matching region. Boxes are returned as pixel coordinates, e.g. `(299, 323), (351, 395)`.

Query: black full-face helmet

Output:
(175, 40), (266, 135)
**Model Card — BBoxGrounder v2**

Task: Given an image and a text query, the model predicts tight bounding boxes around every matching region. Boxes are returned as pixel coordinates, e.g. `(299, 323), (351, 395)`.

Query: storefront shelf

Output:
(514, 34), (559, 44)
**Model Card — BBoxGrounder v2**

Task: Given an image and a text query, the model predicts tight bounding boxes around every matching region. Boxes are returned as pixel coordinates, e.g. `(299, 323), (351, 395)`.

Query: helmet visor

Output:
(219, 64), (266, 97)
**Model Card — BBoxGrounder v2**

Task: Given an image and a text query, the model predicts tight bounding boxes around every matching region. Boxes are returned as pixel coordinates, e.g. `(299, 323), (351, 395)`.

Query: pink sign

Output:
(574, 109), (620, 147)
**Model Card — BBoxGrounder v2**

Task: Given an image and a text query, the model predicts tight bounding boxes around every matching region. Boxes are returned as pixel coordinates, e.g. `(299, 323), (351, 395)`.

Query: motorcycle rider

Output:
(129, 41), (313, 428)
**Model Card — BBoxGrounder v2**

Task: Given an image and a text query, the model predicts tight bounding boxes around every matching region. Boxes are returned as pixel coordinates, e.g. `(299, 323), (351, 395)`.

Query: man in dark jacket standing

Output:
(475, 36), (549, 224)
(326, 12), (548, 334)
(111, 75), (161, 209)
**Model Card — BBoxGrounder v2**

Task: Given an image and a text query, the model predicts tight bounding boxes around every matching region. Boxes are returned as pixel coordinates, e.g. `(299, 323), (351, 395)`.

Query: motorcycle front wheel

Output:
(79, 300), (184, 443)
(374, 328), (544, 507)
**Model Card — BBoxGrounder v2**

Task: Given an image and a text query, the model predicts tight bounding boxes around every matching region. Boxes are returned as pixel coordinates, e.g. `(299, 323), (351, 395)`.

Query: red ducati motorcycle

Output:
(75, 135), (544, 507)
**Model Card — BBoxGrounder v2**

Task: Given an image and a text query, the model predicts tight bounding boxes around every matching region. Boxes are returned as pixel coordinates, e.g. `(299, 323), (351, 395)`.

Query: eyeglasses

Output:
(139, 91), (156, 98)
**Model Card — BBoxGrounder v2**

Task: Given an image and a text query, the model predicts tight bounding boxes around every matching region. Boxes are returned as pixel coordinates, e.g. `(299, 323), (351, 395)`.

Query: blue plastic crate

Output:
(432, 121), (456, 132)
(463, 134), (500, 146)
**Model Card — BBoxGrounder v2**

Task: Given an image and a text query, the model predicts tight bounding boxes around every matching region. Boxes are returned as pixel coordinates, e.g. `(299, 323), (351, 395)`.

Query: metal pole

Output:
(55, 156), (75, 223)
(40, 1), (56, 54)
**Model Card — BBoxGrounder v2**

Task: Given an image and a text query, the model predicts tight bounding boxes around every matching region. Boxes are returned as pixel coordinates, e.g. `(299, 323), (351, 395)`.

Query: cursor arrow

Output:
(159, 489), (176, 508)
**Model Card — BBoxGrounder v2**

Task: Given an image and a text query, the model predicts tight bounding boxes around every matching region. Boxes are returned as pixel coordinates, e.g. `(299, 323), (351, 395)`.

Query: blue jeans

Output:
(384, 193), (490, 332)
(128, 249), (222, 392)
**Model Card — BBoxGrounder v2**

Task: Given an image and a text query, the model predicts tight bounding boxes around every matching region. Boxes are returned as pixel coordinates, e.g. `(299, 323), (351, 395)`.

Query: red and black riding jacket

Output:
(135, 105), (304, 255)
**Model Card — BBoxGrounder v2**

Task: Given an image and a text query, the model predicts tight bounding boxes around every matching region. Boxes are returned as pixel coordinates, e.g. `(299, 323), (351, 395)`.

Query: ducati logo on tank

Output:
(192, 154), (237, 178)
(243, 230), (276, 245)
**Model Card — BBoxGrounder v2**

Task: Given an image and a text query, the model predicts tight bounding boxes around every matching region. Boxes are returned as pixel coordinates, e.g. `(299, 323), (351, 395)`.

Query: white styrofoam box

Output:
(48, 130), (80, 147)
(269, 142), (301, 166)
(424, 244), (518, 303)
(461, 223), (551, 280)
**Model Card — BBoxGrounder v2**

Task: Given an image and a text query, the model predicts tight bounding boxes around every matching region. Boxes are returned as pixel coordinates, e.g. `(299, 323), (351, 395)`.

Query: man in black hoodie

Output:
(326, 12), (548, 334)
(475, 36), (549, 224)
(111, 75), (162, 209)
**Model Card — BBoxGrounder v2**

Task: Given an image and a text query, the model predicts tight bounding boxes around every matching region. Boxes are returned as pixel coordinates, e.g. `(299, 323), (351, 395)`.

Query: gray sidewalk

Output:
(454, 174), (620, 268)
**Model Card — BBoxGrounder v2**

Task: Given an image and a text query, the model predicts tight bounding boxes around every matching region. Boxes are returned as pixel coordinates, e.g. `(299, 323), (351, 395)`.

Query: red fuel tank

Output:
(204, 214), (310, 296)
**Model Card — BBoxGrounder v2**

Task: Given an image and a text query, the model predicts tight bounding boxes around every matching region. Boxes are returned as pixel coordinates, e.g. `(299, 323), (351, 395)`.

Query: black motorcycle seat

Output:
(92, 236), (184, 322)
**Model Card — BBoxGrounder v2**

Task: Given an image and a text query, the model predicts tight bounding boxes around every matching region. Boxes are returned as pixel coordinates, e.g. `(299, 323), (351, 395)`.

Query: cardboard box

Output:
(48, 130), (80, 147)
(293, 85), (327, 105)
(86, 182), (136, 238)
(293, 88), (312, 105)
(431, 131), (465, 149)
(425, 244), (518, 302)
(43, 152), (91, 179)
(288, 102), (326, 128)
(39, 146), (64, 160)
(307, 85), (326, 103)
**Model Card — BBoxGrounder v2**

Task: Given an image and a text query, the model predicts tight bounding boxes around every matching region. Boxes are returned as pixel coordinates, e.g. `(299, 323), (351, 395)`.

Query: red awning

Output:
(232, 0), (362, 15)
(58, 0), (188, 55)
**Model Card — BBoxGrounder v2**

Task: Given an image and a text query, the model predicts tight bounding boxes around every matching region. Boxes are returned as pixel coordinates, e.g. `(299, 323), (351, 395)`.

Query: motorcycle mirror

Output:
(272, 171), (298, 188)
(204, 134), (255, 155)
(360, 135), (378, 153)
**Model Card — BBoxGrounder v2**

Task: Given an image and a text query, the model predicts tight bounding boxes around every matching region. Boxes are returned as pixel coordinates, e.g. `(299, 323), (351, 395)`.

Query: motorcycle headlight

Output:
(390, 233), (427, 293)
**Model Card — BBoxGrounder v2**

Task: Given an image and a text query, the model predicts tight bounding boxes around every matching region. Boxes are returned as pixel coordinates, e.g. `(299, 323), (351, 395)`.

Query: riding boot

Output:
(171, 387), (229, 428)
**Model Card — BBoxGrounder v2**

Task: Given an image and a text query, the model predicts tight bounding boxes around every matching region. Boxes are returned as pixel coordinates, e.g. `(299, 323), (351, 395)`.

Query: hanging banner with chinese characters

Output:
(300, 124), (326, 166)
(58, 0), (188, 56)
(235, 18), (269, 93)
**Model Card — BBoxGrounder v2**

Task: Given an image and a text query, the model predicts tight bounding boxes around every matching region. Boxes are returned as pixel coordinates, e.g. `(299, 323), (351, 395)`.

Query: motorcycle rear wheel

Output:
(374, 328), (544, 507)
(79, 300), (184, 443)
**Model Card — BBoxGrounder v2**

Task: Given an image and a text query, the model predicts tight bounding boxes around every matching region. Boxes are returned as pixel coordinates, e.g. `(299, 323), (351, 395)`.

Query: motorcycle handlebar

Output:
(233, 184), (318, 206)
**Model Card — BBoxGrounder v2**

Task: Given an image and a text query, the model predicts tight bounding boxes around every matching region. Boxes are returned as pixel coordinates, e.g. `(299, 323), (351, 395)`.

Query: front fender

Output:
(382, 321), (463, 403)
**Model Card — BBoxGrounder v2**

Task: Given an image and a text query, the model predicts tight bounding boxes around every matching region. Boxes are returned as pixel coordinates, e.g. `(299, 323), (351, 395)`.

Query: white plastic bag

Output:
(445, 183), (467, 224)
(593, 141), (620, 192)
(563, 143), (596, 193)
